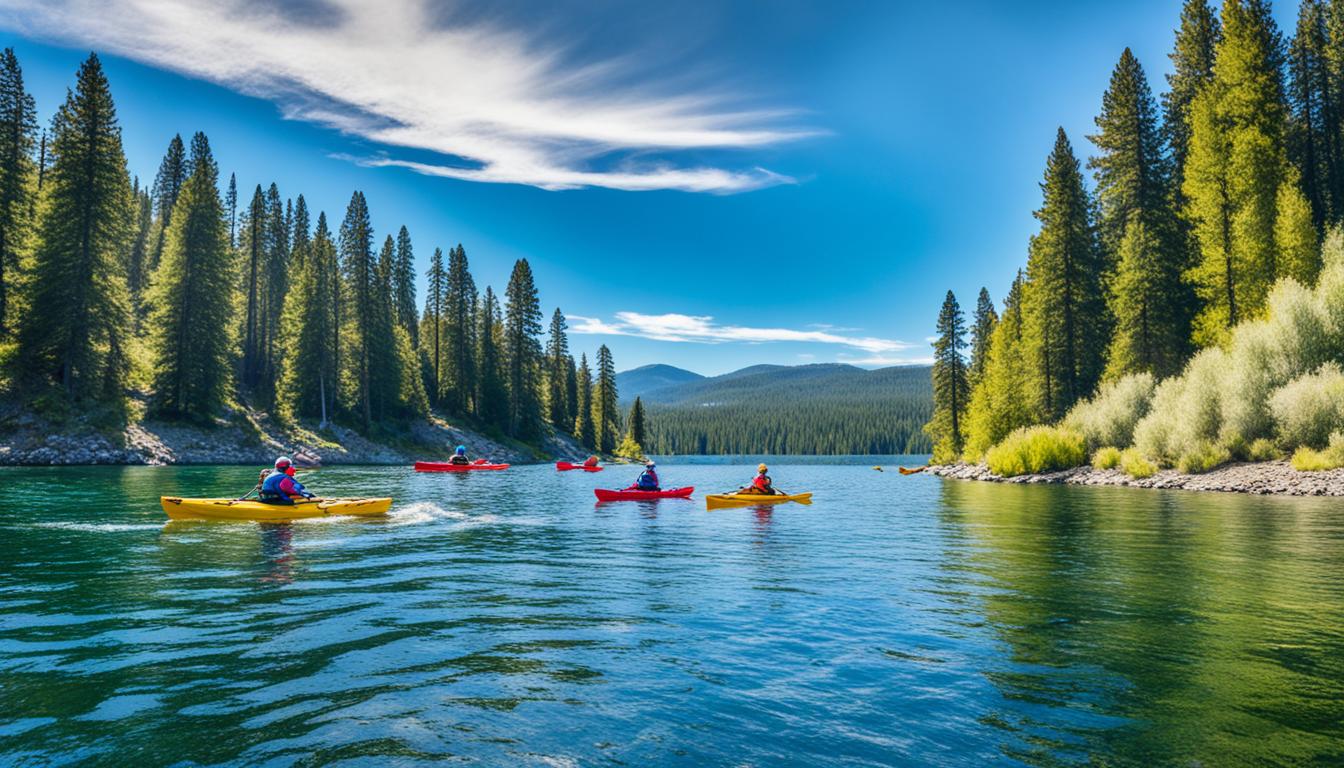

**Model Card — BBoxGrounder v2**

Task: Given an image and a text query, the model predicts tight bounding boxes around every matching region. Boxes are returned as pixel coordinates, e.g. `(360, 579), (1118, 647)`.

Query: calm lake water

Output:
(1, 458), (1342, 766)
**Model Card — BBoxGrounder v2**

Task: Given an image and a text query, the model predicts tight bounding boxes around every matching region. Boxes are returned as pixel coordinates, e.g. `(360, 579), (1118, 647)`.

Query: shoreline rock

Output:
(925, 460), (1344, 497)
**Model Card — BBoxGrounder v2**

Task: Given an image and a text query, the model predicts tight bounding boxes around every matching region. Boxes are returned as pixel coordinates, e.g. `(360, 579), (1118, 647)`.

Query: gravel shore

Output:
(926, 460), (1344, 497)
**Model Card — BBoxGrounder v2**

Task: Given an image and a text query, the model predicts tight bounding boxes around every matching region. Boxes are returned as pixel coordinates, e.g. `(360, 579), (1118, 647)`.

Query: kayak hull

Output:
(705, 492), (813, 509)
(557, 462), (603, 472)
(160, 496), (392, 522)
(414, 461), (510, 472)
(594, 487), (694, 502)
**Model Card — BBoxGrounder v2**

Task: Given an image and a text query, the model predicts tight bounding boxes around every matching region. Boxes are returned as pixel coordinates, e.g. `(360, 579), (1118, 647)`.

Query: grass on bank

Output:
(987, 426), (1087, 477)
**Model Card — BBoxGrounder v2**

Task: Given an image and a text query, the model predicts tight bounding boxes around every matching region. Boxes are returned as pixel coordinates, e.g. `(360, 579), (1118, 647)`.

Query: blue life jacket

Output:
(636, 470), (659, 490)
(260, 470), (306, 502)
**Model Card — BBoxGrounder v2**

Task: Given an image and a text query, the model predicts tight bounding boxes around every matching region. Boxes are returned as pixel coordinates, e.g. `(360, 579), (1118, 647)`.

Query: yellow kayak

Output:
(160, 496), (393, 522)
(705, 492), (813, 509)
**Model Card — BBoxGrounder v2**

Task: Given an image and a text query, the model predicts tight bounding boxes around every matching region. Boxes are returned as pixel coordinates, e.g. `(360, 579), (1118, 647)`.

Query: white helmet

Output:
(275, 456), (292, 469)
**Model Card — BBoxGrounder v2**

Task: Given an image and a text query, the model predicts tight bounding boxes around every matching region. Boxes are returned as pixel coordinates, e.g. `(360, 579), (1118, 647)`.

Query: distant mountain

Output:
(615, 364), (705, 399)
(621, 363), (933, 455)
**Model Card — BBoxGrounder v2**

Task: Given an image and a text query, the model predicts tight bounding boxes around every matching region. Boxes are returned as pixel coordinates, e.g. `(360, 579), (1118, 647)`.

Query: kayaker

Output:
(744, 463), (778, 495)
(583, 455), (600, 468)
(631, 460), (660, 491)
(449, 445), (471, 466)
(258, 457), (316, 505)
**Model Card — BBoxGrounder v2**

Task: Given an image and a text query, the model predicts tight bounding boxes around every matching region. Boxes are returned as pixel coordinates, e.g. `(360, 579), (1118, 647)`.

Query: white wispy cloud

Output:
(569, 311), (919, 357)
(0, 0), (815, 191)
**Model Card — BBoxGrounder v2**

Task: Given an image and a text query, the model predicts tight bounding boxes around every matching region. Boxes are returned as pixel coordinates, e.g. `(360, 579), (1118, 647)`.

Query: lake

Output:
(2, 459), (1342, 766)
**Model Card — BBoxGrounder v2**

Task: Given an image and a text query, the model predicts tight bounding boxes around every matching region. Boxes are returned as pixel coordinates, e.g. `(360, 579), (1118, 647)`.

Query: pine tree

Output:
(564, 354), (579, 427)
(1184, 0), (1292, 345)
(962, 272), (1031, 459)
(239, 184), (266, 390)
(574, 352), (595, 449)
(1104, 219), (1194, 379)
(968, 287), (997, 385)
(279, 211), (338, 424)
(445, 245), (477, 414)
(476, 285), (507, 429)
(225, 172), (237, 248)
(0, 47), (36, 335)
(1275, 168), (1320, 283)
(422, 246), (445, 408)
(17, 54), (133, 400)
(626, 396), (648, 448)
(339, 190), (376, 431)
(503, 258), (544, 439)
(290, 194), (310, 270)
(545, 308), (570, 428)
(1023, 129), (1106, 420)
(926, 290), (969, 462)
(1164, 0), (1222, 185)
(146, 132), (234, 417)
(126, 183), (153, 310)
(393, 225), (417, 345)
(593, 344), (619, 453)
(149, 133), (186, 273)
(259, 183), (288, 398)
(1288, 0), (1342, 228)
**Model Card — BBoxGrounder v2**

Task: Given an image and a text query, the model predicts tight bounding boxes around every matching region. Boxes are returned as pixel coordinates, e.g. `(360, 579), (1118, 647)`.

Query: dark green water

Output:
(1, 460), (1342, 766)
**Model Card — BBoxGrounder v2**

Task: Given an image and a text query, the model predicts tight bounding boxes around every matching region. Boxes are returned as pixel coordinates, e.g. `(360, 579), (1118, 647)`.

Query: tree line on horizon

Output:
(928, 0), (1344, 464)
(0, 50), (645, 455)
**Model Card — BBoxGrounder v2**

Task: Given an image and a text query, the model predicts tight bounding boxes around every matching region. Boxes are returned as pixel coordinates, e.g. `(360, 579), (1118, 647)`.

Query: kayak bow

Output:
(594, 487), (694, 502)
(414, 461), (510, 472)
(160, 496), (392, 522)
(705, 492), (813, 509)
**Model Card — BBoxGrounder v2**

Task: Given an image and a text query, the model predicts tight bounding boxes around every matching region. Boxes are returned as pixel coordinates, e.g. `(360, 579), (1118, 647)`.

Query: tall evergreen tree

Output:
(339, 190), (376, 431)
(927, 291), (969, 463)
(593, 344), (619, 453)
(17, 54), (132, 399)
(279, 211), (338, 425)
(963, 272), (1031, 459)
(546, 308), (571, 427)
(126, 183), (153, 310)
(968, 287), (997, 385)
(503, 259), (544, 439)
(1275, 167), (1320, 283)
(564, 354), (579, 427)
(1183, 0), (1292, 345)
(239, 184), (266, 390)
(393, 225), (417, 345)
(259, 182), (288, 397)
(574, 352), (595, 449)
(1104, 219), (1194, 379)
(422, 246), (445, 407)
(1288, 0), (1342, 228)
(626, 396), (648, 448)
(0, 47), (36, 335)
(146, 132), (234, 417)
(1164, 0), (1222, 184)
(290, 194), (310, 269)
(149, 133), (186, 273)
(445, 245), (477, 414)
(1023, 129), (1106, 420)
(225, 172), (237, 249)
(476, 285), (507, 429)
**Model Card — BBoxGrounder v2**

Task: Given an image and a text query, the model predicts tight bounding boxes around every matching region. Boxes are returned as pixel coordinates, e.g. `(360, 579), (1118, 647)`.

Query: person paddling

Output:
(743, 463), (779, 495)
(583, 455), (600, 469)
(449, 445), (471, 466)
(630, 460), (660, 491)
(258, 457), (316, 505)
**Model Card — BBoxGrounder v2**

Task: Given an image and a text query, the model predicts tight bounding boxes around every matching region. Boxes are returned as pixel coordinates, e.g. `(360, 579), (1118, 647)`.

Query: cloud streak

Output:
(569, 311), (919, 357)
(0, 0), (814, 191)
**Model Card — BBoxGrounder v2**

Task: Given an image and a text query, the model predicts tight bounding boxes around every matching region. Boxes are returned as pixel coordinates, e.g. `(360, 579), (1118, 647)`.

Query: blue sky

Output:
(0, 0), (1298, 376)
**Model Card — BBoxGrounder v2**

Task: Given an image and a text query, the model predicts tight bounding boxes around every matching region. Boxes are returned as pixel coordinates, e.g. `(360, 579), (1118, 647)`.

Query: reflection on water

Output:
(0, 461), (1341, 766)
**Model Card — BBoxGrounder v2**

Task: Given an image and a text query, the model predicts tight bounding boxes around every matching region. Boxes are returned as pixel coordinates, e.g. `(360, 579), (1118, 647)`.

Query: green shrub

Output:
(1268, 362), (1344, 449)
(1119, 448), (1157, 479)
(986, 426), (1087, 477)
(1246, 438), (1281, 462)
(1177, 441), (1231, 474)
(1133, 348), (1226, 464)
(1092, 446), (1122, 470)
(1291, 431), (1344, 471)
(1063, 372), (1155, 451)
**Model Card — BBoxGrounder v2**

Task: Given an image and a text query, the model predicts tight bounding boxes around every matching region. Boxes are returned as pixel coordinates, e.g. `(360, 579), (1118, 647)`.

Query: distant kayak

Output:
(557, 461), (603, 472)
(594, 487), (694, 502)
(160, 496), (392, 522)
(705, 492), (813, 509)
(898, 466), (926, 475)
(414, 461), (510, 472)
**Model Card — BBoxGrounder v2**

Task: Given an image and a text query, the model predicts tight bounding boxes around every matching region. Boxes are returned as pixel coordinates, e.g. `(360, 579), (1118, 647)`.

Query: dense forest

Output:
(928, 0), (1344, 474)
(635, 364), (933, 455)
(0, 51), (636, 455)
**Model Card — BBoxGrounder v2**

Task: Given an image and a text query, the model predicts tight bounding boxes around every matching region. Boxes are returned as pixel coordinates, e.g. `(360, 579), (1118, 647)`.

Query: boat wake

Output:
(387, 502), (499, 528)
(30, 521), (165, 533)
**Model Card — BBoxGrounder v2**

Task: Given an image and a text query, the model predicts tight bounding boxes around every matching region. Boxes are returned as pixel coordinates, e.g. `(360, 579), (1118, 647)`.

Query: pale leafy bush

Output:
(1119, 448), (1157, 479)
(1291, 431), (1344, 471)
(1177, 441), (1231, 474)
(1246, 438), (1281, 462)
(1268, 363), (1344, 448)
(1133, 348), (1226, 464)
(1092, 446), (1122, 470)
(1063, 373), (1155, 452)
(986, 426), (1087, 477)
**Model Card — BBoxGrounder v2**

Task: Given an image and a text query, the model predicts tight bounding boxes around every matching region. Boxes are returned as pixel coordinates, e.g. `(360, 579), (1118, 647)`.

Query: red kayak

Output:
(414, 460), (510, 472)
(557, 461), (603, 472)
(594, 487), (694, 502)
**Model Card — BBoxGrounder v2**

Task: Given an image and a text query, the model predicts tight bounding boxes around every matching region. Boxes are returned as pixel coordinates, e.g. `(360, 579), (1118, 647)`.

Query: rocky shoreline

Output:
(926, 460), (1344, 496)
